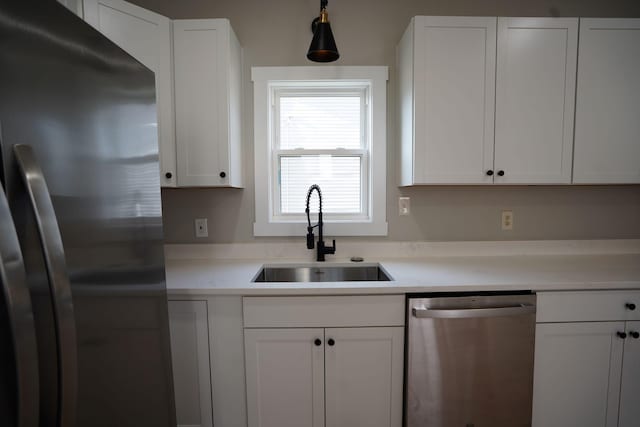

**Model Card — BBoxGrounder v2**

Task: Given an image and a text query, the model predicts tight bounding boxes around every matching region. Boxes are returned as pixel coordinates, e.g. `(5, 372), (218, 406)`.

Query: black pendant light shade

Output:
(307, 1), (339, 63)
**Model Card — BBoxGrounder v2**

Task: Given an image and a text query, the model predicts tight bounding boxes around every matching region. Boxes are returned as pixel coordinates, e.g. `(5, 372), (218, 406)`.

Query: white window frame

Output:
(252, 66), (388, 237)
(274, 85), (369, 220)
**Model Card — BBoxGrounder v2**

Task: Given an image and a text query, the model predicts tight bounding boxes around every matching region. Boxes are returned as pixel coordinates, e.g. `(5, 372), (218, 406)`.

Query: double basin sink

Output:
(252, 264), (393, 283)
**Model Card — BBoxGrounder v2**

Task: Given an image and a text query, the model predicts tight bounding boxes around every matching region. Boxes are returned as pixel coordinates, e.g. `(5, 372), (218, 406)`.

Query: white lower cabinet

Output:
(168, 297), (248, 427)
(244, 326), (404, 427)
(533, 291), (640, 427)
(167, 292), (640, 427)
(243, 295), (405, 427)
(168, 300), (213, 427)
(532, 322), (625, 427)
(244, 328), (325, 427)
(619, 321), (640, 427)
(324, 327), (404, 427)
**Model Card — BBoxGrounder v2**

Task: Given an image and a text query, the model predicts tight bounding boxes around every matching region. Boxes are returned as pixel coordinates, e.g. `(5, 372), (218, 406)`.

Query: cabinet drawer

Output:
(243, 295), (405, 328)
(537, 291), (640, 323)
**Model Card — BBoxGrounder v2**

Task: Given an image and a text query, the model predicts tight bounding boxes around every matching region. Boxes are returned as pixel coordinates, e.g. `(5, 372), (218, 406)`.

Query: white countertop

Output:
(164, 241), (640, 296)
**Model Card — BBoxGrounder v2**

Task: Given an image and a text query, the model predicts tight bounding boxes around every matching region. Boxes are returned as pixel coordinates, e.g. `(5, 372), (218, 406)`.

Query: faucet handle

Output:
(306, 227), (315, 249)
(328, 239), (336, 254)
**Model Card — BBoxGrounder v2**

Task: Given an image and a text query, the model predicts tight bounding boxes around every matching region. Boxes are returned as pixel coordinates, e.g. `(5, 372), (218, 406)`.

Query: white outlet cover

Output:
(399, 197), (410, 216)
(501, 210), (513, 231)
(195, 218), (208, 238)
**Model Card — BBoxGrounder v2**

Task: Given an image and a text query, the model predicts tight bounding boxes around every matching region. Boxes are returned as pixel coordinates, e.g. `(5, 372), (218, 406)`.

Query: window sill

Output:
(253, 220), (388, 237)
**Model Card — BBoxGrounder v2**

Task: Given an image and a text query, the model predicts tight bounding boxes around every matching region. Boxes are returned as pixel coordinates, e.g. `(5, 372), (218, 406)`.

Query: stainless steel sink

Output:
(252, 264), (393, 283)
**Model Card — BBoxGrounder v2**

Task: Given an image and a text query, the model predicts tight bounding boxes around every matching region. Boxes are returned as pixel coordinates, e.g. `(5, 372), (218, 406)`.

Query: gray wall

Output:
(135, 0), (640, 243)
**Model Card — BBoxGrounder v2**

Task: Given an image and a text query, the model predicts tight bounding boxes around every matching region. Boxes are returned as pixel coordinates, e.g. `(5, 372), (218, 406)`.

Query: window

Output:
(253, 67), (388, 236)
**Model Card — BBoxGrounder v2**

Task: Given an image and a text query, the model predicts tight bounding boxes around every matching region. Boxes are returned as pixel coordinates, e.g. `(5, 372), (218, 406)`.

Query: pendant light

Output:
(306, 0), (339, 63)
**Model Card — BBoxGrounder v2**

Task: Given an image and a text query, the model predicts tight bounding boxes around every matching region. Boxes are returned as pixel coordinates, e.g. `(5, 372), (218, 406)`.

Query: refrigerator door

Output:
(0, 177), (39, 427)
(13, 145), (77, 427)
(0, 2), (176, 427)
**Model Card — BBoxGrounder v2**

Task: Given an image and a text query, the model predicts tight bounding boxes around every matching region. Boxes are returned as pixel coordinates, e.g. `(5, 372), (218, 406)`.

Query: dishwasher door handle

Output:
(412, 304), (536, 319)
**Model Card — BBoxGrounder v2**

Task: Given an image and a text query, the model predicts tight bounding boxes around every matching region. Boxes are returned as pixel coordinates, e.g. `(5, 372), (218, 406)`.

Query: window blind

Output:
(280, 156), (361, 214)
(279, 96), (362, 149)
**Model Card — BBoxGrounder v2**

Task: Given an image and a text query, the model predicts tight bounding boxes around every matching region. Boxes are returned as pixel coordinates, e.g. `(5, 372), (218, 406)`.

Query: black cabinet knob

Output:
(327, 338), (335, 346)
(497, 170), (505, 176)
(165, 172), (172, 179)
(617, 332), (628, 339)
(314, 338), (322, 346)
(219, 171), (226, 178)
(626, 303), (637, 311)
(630, 331), (640, 339)
(486, 170), (494, 176)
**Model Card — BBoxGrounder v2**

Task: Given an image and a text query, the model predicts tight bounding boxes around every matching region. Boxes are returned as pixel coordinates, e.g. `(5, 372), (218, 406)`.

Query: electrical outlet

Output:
(501, 210), (514, 231)
(195, 218), (208, 238)
(399, 197), (410, 216)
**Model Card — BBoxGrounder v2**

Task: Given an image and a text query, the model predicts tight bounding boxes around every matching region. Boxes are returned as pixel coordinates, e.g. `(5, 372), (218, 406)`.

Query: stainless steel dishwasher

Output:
(405, 293), (536, 427)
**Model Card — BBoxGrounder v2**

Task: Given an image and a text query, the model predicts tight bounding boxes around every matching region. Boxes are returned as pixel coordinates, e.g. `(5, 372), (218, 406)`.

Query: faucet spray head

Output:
(306, 227), (315, 249)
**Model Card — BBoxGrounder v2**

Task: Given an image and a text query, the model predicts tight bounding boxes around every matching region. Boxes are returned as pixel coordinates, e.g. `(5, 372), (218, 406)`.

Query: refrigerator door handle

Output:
(0, 181), (39, 427)
(13, 144), (77, 427)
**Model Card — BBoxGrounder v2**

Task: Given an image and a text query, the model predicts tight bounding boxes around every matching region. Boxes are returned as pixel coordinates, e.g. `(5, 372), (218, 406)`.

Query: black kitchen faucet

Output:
(305, 184), (336, 261)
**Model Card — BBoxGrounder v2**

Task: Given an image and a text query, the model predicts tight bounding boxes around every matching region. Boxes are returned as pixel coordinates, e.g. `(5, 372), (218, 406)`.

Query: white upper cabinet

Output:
(495, 18), (578, 184)
(83, 0), (177, 187)
(58, 0), (83, 16)
(83, 2), (243, 188)
(398, 16), (579, 185)
(573, 19), (640, 184)
(173, 19), (243, 187)
(399, 16), (496, 185)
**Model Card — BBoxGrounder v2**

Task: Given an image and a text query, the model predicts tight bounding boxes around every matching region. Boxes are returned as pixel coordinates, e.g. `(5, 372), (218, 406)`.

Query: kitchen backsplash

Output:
(161, 186), (640, 244)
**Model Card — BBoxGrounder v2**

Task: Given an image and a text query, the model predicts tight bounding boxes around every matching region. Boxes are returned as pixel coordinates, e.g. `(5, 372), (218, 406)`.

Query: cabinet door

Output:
(619, 321), (640, 427)
(168, 300), (213, 427)
(412, 16), (496, 184)
(494, 18), (577, 184)
(244, 328), (325, 427)
(324, 327), (404, 427)
(532, 322), (625, 427)
(58, 0), (83, 16)
(173, 19), (238, 187)
(83, 0), (177, 186)
(573, 19), (640, 183)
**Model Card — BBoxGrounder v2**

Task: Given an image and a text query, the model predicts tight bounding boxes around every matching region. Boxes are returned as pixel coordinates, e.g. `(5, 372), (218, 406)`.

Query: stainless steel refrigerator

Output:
(0, 2), (176, 427)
